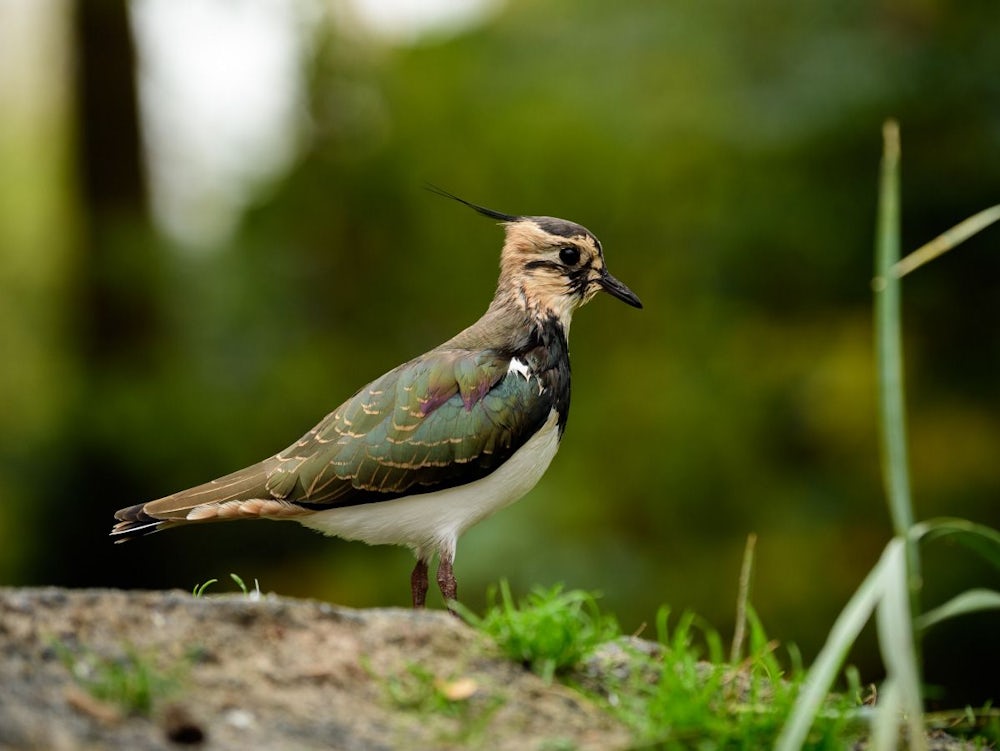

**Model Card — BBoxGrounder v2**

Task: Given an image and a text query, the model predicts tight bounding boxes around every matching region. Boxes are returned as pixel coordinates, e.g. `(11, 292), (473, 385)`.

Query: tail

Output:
(110, 461), (306, 543)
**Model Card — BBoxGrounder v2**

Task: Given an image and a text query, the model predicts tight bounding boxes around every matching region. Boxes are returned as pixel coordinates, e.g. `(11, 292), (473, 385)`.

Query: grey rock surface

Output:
(0, 588), (628, 751)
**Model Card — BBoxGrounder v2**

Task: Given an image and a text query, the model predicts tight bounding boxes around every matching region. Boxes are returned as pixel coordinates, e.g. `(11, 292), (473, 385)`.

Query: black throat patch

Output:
(509, 314), (572, 436)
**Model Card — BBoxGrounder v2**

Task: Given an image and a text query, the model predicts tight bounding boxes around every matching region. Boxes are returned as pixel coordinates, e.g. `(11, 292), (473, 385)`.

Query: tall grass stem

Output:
(730, 532), (756, 665)
(873, 120), (922, 625)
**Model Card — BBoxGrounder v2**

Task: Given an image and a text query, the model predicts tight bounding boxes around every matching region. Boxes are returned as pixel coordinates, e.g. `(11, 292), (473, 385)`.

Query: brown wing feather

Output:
(111, 462), (278, 540)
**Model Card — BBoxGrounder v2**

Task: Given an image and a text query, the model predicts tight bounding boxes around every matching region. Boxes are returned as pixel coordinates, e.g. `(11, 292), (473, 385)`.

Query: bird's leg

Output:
(411, 558), (429, 609)
(436, 554), (458, 614)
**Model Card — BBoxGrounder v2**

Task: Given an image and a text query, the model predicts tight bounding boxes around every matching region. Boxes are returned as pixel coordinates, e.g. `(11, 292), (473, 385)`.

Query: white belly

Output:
(298, 409), (561, 560)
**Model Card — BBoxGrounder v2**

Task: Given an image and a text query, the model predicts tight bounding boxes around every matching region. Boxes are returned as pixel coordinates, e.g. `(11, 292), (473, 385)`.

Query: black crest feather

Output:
(425, 185), (520, 223)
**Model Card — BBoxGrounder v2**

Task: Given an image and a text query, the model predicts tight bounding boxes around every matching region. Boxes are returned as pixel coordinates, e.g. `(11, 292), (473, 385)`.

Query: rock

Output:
(0, 587), (629, 751)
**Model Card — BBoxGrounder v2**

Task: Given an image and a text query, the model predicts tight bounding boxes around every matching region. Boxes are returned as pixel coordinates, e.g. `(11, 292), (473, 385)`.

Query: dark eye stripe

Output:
(524, 259), (563, 272)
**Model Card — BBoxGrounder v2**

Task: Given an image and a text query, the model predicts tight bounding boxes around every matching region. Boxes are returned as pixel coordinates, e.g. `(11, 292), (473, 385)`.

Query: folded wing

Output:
(112, 348), (555, 538)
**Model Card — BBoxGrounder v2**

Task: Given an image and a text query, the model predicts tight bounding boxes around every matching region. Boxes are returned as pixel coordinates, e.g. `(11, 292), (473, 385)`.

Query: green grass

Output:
(457, 580), (619, 683)
(461, 582), (865, 749)
(54, 641), (183, 716)
(192, 572), (261, 599)
(462, 579), (999, 749)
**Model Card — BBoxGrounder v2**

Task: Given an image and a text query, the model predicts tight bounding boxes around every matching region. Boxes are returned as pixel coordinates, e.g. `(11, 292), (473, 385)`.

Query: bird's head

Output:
(432, 188), (642, 329)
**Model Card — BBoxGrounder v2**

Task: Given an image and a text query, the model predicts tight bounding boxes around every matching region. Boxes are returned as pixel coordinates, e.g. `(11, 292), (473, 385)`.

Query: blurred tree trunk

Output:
(74, 0), (161, 363)
(28, 0), (171, 588)
(6, 0), (167, 590)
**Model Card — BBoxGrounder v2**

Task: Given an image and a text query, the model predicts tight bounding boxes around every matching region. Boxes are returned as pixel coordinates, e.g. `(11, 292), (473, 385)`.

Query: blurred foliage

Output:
(1, 0), (998, 704)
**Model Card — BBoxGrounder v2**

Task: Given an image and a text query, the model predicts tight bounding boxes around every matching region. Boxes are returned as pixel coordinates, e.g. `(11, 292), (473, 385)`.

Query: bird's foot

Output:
(436, 556), (459, 616)
(411, 559), (429, 609)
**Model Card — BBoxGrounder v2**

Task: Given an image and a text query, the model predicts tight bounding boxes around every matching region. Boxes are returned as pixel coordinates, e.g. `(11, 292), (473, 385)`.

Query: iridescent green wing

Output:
(263, 349), (554, 506)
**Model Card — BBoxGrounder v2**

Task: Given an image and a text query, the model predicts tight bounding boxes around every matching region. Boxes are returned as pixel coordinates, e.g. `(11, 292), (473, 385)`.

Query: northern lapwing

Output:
(112, 191), (642, 608)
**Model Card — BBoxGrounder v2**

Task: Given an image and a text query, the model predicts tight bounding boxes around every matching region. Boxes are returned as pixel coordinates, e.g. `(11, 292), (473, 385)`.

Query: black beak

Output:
(598, 272), (643, 309)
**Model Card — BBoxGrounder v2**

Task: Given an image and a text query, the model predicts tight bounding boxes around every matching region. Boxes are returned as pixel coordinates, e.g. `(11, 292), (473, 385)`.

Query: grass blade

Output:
(916, 588), (1000, 632)
(873, 119), (922, 644)
(775, 539), (895, 751)
(892, 204), (1000, 278)
(730, 532), (757, 665)
(873, 120), (916, 544)
(871, 678), (901, 751)
(911, 517), (1000, 570)
(875, 537), (925, 751)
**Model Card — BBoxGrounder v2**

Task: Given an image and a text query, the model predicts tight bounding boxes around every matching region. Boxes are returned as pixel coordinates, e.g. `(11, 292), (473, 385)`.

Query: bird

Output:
(111, 190), (642, 609)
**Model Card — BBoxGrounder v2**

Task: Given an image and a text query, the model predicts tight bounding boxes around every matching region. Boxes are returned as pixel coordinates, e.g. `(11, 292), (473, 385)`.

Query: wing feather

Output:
(268, 348), (555, 508)
(113, 345), (559, 539)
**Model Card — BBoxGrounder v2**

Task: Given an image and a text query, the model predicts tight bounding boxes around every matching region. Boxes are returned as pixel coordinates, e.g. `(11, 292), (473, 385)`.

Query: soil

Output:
(0, 587), (629, 751)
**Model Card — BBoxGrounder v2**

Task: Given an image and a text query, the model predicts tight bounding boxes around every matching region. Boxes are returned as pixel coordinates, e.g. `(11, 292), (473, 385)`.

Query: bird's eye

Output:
(559, 246), (581, 265)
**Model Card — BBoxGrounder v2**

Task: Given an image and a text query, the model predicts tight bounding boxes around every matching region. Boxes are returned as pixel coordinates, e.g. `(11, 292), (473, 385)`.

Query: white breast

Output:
(297, 409), (561, 561)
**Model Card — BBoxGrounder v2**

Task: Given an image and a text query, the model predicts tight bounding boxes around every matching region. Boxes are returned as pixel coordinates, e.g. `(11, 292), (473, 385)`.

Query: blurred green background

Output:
(1, 0), (998, 705)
